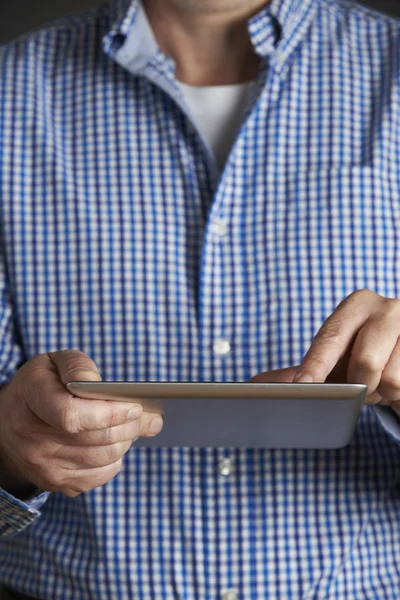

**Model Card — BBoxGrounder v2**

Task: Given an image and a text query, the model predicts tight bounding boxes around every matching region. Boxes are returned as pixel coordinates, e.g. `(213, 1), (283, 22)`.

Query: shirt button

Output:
(222, 590), (238, 600)
(211, 218), (228, 237)
(213, 338), (231, 356)
(219, 458), (233, 476)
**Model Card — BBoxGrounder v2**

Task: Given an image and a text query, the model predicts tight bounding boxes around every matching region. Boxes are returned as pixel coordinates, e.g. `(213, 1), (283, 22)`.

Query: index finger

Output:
(293, 294), (371, 383)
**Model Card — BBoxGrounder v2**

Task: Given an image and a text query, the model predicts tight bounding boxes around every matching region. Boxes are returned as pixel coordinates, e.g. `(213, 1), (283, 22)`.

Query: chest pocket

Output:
(239, 165), (400, 370)
(284, 164), (400, 292)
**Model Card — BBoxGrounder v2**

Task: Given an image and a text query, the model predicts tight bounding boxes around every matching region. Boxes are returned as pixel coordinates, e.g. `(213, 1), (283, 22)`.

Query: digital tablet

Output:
(66, 382), (367, 449)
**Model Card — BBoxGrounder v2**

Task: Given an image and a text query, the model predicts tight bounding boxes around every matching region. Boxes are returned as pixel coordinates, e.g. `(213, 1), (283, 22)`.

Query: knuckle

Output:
(43, 469), (67, 492)
(106, 443), (123, 464)
(24, 447), (44, 468)
(380, 375), (400, 397)
(103, 424), (131, 445)
(382, 297), (400, 317)
(109, 458), (123, 476)
(63, 488), (81, 498)
(305, 355), (330, 370)
(60, 479), (87, 496)
(349, 288), (371, 300)
(105, 405), (121, 429)
(120, 440), (133, 457)
(69, 482), (88, 495)
(114, 458), (123, 475)
(60, 406), (80, 434)
(97, 460), (123, 486)
(317, 322), (343, 344)
(103, 427), (117, 445)
(53, 474), (90, 497)
(352, 354), (383, 373)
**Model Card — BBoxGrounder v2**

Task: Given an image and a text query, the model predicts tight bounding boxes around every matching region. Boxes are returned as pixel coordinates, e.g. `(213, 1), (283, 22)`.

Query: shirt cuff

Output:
(0, 485), (50, 538)
(371, 404), (400, 444)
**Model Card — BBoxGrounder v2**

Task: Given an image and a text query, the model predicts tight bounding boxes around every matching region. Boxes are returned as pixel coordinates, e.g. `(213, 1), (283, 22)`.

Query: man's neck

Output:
(143, 0), (271, 86)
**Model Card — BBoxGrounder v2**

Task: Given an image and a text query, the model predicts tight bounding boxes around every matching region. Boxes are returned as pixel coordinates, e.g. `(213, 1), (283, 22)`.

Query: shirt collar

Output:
(102, 0), (158, 72)
(248, 0), (316, 57)
(103, 0), (318, 74)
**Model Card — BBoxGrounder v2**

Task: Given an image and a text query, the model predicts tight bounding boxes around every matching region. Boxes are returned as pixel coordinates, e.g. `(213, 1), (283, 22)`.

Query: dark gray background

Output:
(0, 0), (399, 45)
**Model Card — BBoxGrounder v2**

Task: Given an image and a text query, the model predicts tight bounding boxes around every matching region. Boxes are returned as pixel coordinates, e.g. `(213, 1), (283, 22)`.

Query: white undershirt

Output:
(178, 80), (254, 171)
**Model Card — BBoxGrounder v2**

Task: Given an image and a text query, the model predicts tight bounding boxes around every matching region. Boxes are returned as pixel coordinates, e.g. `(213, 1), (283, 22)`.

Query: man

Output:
(1, 0), (400, 597)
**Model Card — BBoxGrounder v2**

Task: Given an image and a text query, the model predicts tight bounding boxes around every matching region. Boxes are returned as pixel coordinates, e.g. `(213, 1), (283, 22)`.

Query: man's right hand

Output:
(0, 350), (163, 497)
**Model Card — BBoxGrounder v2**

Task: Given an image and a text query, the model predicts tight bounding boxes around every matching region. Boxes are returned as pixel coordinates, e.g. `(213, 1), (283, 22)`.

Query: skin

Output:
(143, 0), (271, 85)
(0, 351), (163, 498)
(250, 289), (400, 419)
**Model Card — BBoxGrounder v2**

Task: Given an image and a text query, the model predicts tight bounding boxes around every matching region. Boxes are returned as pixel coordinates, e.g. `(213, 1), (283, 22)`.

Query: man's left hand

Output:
(249, 289), (400, 417)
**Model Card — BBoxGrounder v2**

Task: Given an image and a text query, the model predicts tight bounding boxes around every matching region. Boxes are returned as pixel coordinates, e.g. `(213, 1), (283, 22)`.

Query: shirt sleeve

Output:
(0, 244), (51, 537)
(0, 264), (25, 388)
(371, 404), (400, 444)
(0, 487), (50, 538)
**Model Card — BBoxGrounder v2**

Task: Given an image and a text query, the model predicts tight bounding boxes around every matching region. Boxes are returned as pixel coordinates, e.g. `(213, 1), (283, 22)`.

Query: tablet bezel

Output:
(67, 381), (367, 401)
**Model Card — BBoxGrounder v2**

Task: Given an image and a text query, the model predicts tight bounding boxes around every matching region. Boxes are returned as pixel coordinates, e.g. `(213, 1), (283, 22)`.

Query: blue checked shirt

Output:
(2, 0), (400, 597)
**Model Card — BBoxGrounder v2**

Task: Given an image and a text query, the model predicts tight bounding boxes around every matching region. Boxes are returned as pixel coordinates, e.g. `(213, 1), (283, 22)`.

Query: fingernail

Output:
(149, 416), (163, 434)
(294, 372), (313, 383)
(127, 405), (142, 421)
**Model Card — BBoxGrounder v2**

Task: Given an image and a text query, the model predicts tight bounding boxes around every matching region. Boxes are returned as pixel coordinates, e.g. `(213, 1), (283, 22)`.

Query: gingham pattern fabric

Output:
(1, 0), (400, 597)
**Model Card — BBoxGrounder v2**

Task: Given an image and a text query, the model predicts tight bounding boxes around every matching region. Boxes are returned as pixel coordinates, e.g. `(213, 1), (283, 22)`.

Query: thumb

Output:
(48, 349), (102, 384)
(249, 365), (300, 383)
